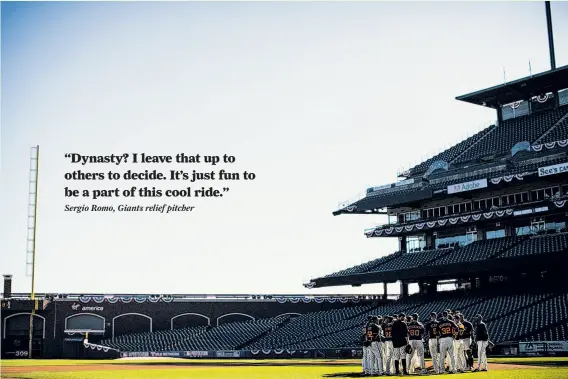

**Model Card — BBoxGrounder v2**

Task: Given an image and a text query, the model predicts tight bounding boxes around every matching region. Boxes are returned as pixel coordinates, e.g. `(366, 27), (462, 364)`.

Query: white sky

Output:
(1, 1), (567, 295)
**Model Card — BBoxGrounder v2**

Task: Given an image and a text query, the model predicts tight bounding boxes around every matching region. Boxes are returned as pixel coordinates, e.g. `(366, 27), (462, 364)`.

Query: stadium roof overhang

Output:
(308, 252), (563, 288)
(456, 64), (568, 109)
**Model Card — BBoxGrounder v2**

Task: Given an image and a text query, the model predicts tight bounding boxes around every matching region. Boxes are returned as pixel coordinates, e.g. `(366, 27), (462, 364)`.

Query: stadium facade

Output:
(2, 66), (568, 360)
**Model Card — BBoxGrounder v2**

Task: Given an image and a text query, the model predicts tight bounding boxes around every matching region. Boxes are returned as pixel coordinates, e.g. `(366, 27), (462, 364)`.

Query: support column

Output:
(505, 224), (515, 237)
(426, 232), (434, 250)
(477, 226), (486, 240)
(400, 236), (407, 253)
(400, 281), (409, 298)
(383, 282), (388, 299)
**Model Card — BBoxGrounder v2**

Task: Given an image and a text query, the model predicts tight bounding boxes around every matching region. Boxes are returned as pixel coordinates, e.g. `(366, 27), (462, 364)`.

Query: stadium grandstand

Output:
(2, 3), (568, 361)
(3, 66), (568, 359)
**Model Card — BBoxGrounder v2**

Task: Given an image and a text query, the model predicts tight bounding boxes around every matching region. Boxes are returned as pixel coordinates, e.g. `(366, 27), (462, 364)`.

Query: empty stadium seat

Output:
(453, 106), (568, 165)
(497, 233), (568, 259)
(430, 236), (521, 266)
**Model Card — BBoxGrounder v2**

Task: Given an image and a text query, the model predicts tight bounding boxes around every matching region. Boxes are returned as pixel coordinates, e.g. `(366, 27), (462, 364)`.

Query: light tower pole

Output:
(27, 146), (40, 358)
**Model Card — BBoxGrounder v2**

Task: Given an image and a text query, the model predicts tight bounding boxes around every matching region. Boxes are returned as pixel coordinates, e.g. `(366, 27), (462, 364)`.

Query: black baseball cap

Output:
(430, 312), (437, 318)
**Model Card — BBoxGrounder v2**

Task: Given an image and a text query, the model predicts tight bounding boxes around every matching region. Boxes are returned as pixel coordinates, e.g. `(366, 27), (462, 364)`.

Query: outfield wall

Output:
(1, 296), (377, 358)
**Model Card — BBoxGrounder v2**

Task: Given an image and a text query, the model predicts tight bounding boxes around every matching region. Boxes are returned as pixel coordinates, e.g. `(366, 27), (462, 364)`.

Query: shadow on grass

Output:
(323, 373), (365, 378)
(496, 361), (568, 367)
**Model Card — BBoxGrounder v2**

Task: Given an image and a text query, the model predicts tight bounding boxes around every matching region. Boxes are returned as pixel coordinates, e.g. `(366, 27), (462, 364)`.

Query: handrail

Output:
(366, 194), (568, 234)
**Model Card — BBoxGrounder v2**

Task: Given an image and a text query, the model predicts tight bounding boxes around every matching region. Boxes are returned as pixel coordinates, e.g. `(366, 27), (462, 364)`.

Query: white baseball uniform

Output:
(384, 340), (394, 374)
(409, 339), (425, 371)
(428, 338), (440, 373)
(362, 345), (369, 374)
(477, 340), (489, 371)
(369, 341), (383, 375)
(439, 336), (456, 374)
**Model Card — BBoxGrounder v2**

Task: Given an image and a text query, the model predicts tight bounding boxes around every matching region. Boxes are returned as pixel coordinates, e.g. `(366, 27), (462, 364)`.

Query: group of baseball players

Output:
(361, 310), (491, 376)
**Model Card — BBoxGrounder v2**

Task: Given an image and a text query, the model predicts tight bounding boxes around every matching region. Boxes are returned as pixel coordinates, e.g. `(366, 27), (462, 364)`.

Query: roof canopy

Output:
(456, 65), (568, 109)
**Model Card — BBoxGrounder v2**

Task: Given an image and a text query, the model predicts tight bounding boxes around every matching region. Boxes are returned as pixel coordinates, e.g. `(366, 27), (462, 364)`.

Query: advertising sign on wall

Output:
(216, 350), (241, 358)
(447, 179), (488, 194)
(519, 341), (568, 354)
(538, 162), (568, 177)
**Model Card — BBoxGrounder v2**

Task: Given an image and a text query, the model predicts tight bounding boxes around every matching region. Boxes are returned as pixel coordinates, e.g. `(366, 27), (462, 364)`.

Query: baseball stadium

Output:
(2, 2), (568, 379)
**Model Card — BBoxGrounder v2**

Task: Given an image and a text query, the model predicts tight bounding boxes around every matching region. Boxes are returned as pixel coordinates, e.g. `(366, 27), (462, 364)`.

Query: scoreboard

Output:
(1, 299), (40, 311)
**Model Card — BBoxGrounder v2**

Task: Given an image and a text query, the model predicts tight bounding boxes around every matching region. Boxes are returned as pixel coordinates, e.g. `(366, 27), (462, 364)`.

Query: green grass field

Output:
(1, 357), (568, 379)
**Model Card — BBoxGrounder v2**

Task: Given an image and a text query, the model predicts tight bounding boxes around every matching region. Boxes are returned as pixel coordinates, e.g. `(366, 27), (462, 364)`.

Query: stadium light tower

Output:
(26, 145), (40, 358)
(545, 1), (556, 70)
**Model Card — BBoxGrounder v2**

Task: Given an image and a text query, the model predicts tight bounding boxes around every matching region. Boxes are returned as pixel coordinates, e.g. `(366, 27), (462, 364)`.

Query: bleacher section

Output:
(247, 305), (375, 349)
(98, 291), (568, 353)
(323, 253), (402, 278)
(452, 106), (568, 165)
(430, 237), (524, 266)
(407, 126), (496, 176)
(373, 248), (453, 272)
(315, 230), (568, 283)
(403, 105), (568, 178)
(490, 293), (568, 343)
(526, 322), (568, 342)
(537, 114), (568, 144)
(100, 326), (207, 352)
(497, 232), (568, 259)
(171, 316), (290, 351)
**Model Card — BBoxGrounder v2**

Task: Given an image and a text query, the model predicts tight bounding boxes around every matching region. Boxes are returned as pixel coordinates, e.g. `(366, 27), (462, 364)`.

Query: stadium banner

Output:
(538, 161), (568, 177)
(216, 350), (241, 358)
(149, 351), (182, 358)
(447, 178), (487, 194)
(184, 351), (210, 358)
(120, 352), (150, 358)
(519, 341), (568, 354)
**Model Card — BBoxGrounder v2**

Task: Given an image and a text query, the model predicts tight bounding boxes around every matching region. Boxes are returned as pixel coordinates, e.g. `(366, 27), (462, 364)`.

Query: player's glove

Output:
(405, 344), (413, 354)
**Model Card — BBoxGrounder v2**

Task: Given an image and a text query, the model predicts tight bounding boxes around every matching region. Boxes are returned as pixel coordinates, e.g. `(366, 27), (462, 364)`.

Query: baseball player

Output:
(436, 312), (448, 371)
(383, 316), (394, 375)
(407, 313), (426, 374)
(367, 316), (384, 375)
(438, 311), (457, 374)
(460, 314), (474, 371)
(391, 313), (410, 376)
(405, 315), (419, 372)
(454, 314), (465, 372)
(425, 312), (440, 374)
(473, 314), (490, 372)
(361, 317), (371, 375)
